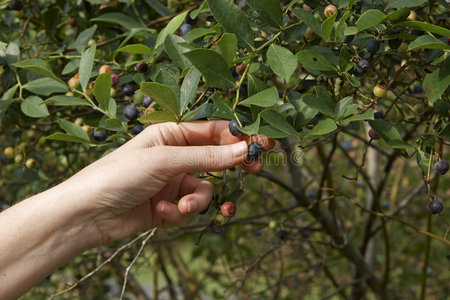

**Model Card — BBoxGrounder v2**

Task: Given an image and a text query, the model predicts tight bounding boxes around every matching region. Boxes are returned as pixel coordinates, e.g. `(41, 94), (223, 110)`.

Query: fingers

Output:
(155, 200), (193, 227)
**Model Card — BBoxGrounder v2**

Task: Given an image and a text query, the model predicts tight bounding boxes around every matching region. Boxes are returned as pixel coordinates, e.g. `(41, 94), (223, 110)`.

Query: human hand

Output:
(64, 121), (274, 245)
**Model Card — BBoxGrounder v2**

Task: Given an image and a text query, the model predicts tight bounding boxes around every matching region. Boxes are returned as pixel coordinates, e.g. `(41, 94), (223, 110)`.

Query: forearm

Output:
(0, 182), (101, 300)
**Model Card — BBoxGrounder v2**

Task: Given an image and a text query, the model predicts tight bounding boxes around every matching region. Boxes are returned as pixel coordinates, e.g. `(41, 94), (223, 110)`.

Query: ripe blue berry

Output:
(374, 112), (385, 119)
(142, 96), (153, 108)
(412, 85), (425, 94)
(357, 60), (370, 74)
(434, 160), (449, 175)
(135, 62), (148, 73)
(132, 124), (144, 135)
(229, 118), (245, 136)
(11, 0), (23, 10)
(179, 24), (192, 36)
(427, 200), (443, 214)
(124, 105), (139, 120)
(123, 84), (134, 96)
(276, 229), (288, 240)
(185, 12), (198, 25)
(247, 142), (263, 159)
(231, 66), (239, 78)
(92, 129), (107, 142)
(366, 39), (380, 54)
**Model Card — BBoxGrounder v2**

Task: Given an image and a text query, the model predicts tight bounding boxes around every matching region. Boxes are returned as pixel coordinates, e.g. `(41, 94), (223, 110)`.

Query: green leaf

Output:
(0, 84), (18, 123)
(44, 8), (58, 37)
(93, 73), (112, 110)
(79, 44), (96, 92)
(408, 35), (450, 51)
(212, 95), (234, 119)
(180, 67), (202, 113)
(302, 94), (336, 118)
(394, 21), (450, 37)
(58, 119), (90, 140)
(303, 118), (337, 139)
(141, 82), (179, 115)
(368, 119), (410, 149)
(438, 124), (450, 141)
(245, 0), (283, 28)
(356, 10), (385, 32)
(138, 110), (178, 124)
(260, 110), (299, 135)
(267, 44), (297, 82)
(387, 0), (426, 9)
(292, 9), (322, 37)
(339, 47), (352, 72)
(20, 96), (50, 118)
(296, 50), (337, 72)
(258, 125), (291, 138)
(183, 28), (217, 42)
(248, 74), (268, 97)
(207, 0), (254, 48)
(240, 87), (279, 107)
(344, 73), (360, 87)
(239, 115), (260, 135)
(423, 58), (450, 103)
(46, 133), (91, 144)
(22, 78), (68, 96)
(416, 150), (430, 173)
(164, 35), (192, 70)
(215, 33), (237, 66)
(117, 44), (153, 55)
(386, 7), (410, 21)
(335, 11), (350, 40)
(91, 13), (144, 30)
(344, 26), (358, 36)
(343, 109), (374, 124)
(184, 49), (235, 88)
(43, 95), (90, 106)
(76, 25), (97, 54)
(145, 0), (173, 16)
(321, 12), (337, 41)
(336, 96), (356, 118)
(13, 59), (66, 86)
(155, 11), (188, 50)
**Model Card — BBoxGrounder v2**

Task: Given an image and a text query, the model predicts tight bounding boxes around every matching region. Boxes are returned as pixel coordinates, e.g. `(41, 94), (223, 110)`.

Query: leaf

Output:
(79, 44), (96, 92)
(43, 95), (90, 106)
(245, 0), (283, 28)
(141, 82), (179, 115)
(356, 10), (385, 32)
(416, 149), (430, 173)
(292, 9), (322, 37)
(240, 87), (279, 107)
(58, 119), (90, 140)
(368, 119), (410, 149)
(344, 26), (358, 36)
(155, 11), (188, 50)
(117, 44), (153, 55)
(184, 49), (235, 88)
(408, 35), (450, 51)
(260, 110), (299, 135)
(296, 50), (337, 72)
(321, 12), (337, 41)
(138, 110), (178, 124)
(394, 21), (450, 37)
(387, 0), (426, 9)
(438, 124), (450, 141)
(339, 47), (352, 72)
(302, 94), (335, 118)
(336, 96), (356, 118)
(386, 7), (410, 21)
(207, 0), (254, 49)
(258, 125), (291, 138)
(0, 84), (18, 123)
(145, 0), (173, 16)
(343, 109), (374, 124)
(303, 118), (337, 139)
(239, 115), (260, 135)
(215, 33), (237, 66)
(183, 28), (217, 42)
(93, 73), (112, 109)
(13, 59), (66, 86)
(91, 13), (144, 30)
(180, 67), (202, 113)
(76, 25), (97, 54)
(248, 74), (268, 96)
(164, 35), (192, 70)
(344, 73), (360, 88)
(423, 58), (450, 103)
(22, 78), (68, 96)
(335, 11), (350, 40)
(267, 44), (297, 82)
(46, 133), (91, 144)
(20, 96), (50, 118)
(183, 103), (215, 121)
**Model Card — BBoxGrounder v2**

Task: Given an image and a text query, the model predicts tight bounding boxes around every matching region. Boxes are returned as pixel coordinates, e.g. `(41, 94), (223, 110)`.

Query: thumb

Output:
(154, 140), (248, 175)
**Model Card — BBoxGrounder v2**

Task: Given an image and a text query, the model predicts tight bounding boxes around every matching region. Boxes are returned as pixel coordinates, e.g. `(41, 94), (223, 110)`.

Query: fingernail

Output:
(232, 141), (247, 157)
(187, 200), (196, 213)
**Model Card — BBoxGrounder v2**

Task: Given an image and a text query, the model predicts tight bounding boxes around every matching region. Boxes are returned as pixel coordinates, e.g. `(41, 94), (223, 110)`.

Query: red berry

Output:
(369, 129), (380, 140)
(221, 202), (236, 218)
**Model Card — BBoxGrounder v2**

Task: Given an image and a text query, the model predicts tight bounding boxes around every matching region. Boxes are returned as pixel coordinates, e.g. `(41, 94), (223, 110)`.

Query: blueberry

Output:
(412, 85), (425, 94)
(231, 66), (239, 78)
(427, 200), (443, 215)
(123, 84), (134, 96)
(382, 200), (390, 210)
(374, 111), (385, 119)
(132, 124), (144, 135)
(11, 0), (23, 10)
(179, 24), (192, 36)
(341, 141), (352, 150)
(92, 129), (107, 142)
(276, 229), (288, 240)
(135, 62), (148, 73)
(124, 105), (139, 121)
(239, 84), (248, 98)
(278, 90), (284, 98)
(210, 222), (225, 234)
(357, 60), (370, 73)
(307, 190), (316, 199)
(229, 118), (245, 136)
(142, 96), (153, 108)
(434, 160), (449, 175)
(247, 142), (263, 159)
(185, 12), (197, 25)
(253, 229), (262, 236)
(366, 39), (380, 55)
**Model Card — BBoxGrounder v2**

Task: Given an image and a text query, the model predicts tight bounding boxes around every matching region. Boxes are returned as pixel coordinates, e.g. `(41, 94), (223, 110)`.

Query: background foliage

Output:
(0, 0), (449, 299)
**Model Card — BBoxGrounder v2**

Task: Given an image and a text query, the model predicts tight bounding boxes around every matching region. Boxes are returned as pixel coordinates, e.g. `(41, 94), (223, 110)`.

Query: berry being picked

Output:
(324, 4), (337, 17)
(221, 202), (236, 218)
(110, 74), (120, 87)
(373, 84), (387, 98)
(276, 229), (288, 240)
(92, 129), (107, 142)
(142, 96), (153, 108)
(229, 118), (245, 136)
(3, 147), (14, 159)
(11, 0), (23, 11)
(99, 64), (112, 75)
(123, 84), (134, 96)
(434, 160), (449, 175)
(131, 124), (144, 135)
(247, 142), (263, 159)
(427, 200), (443, 215)
(366, 38), (380, 54)
(135, 62), (148, 73)
(185, 12), (198, 25)
(357, 60), (370, 74)
(369, 129), (380, 140)
(374, 112), (385, 119)
(124, 105), (139, 121)
(179, 24), (193, 36)
(25, 158), (36, 169)
(236, 63), (247, 75)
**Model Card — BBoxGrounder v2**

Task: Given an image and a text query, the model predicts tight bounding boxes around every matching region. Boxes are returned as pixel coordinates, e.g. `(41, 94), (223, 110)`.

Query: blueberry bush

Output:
(1, 0), (449, 299)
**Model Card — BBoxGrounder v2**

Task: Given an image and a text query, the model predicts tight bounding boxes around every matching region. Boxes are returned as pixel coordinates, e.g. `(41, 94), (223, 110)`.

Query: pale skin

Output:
(0, 121), (273, 300)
